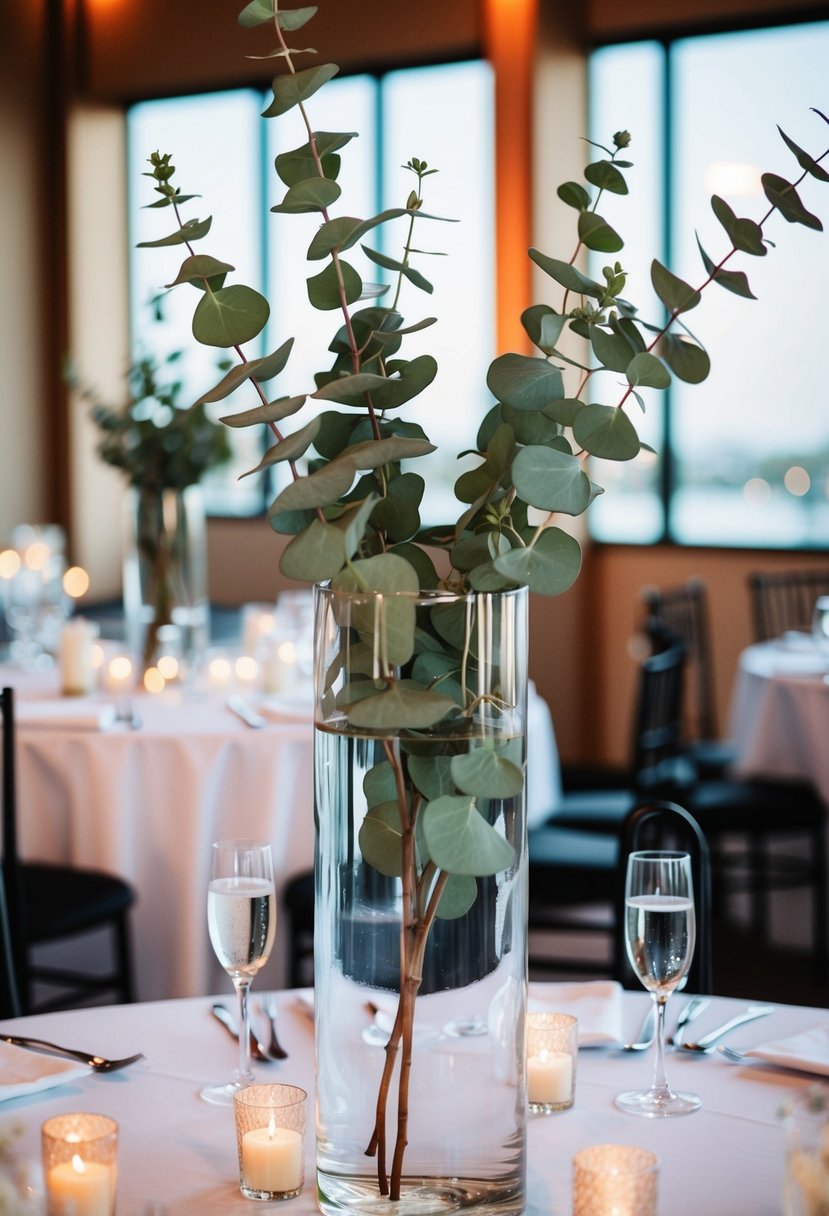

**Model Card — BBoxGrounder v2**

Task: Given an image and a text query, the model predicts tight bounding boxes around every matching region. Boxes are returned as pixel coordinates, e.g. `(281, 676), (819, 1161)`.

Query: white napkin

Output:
(528, 980), (624, 1047)
(15, 700), (117, 732)
(0, 1041), (90, 1102)
(745, 1024), (829, 1076)
(259, 692), (313, 722)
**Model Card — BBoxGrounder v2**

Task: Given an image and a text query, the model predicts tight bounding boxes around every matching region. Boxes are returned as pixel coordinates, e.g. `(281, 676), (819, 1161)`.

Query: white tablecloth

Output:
(1, 666), (559, 1002)
(728, 639), (829, 804)
(0, 987), (826, 1214)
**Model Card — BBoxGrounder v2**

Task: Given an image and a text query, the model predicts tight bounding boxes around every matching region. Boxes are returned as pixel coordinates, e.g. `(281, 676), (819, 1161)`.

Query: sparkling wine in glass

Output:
(615, 849), (701, 1118)
(200, 839), (276, 1105)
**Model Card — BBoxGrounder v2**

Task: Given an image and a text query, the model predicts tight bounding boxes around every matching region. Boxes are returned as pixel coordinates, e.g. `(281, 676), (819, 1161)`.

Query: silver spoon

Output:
(1, 1034), (143, 1073)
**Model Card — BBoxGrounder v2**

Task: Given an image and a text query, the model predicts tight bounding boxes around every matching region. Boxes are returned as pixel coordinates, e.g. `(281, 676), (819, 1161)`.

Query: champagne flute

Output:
(200, 839), (276, 1105)
(615, 850), (701, 1117)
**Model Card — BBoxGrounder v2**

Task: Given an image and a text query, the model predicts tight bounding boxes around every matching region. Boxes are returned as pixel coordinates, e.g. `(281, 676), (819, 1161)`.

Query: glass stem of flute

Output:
(651, 995), (669, 1097)
(235, 977), (253, 1081)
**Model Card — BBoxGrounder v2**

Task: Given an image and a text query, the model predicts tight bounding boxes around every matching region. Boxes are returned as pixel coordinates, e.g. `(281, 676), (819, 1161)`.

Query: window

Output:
(589, 20), (829, 549)
(128, 62), (494, 522)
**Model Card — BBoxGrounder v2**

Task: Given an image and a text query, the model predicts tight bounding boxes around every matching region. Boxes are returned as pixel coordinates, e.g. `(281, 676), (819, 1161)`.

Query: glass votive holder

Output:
(234, 1083), (307, 1201)
(572, 1143), (658, 1216)
(41, 1112), (118, 1216)
(527, 1011), (578, 1112)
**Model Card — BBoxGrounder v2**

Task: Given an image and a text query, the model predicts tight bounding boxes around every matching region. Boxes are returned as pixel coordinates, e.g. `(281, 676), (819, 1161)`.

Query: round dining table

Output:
(728, 637), (829, 804)
(1, 661), (559, 1003)
(0, 984), (825, 1215)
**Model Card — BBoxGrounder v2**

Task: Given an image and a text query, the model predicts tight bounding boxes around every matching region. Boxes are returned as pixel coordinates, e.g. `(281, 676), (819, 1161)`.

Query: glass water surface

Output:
(201, 839), (275, 1106)
(616, 851), (701, 1118)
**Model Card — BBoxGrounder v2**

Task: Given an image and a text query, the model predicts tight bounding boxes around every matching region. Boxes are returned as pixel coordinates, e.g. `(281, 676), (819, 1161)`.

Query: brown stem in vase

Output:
(139, 493), (176, 670)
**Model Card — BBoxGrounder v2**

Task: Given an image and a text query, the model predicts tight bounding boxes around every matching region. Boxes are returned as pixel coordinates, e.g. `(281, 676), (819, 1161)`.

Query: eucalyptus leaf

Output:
(778, 125), (829, 183)
(578, 211), (624, 253)
(358, 803), (404, 877)
(584, 159), (628, 195)
(362, 246), (433, 294)
(275, 145), (341, 188)
(421, 795), (515, 877)
(487, 354), (564, 411)
(573, 402), (640, 460)
(557, 181), (591, 210)
(271, 176), (341, 214)
(165, 254), (234, 289)
(511, 445), (592, 515)
(136, 216), (212, 249)
(710, 196), (766, 256)
(528, 249), (604, 299)
(220, 393), (306, 428)
(762, 172), (823, 230)
(239, 416), (320, 476)
(493, 527), (581, 596)
(696, 236), (756, 300)
(626, 352), (671, 389)
(408, 754), (457, 800)
(434, 874), (478, 920)
(521, 305), (567, 355)
(364, 761), (398, 807)
(346, 681), (457, 730)
(192, 284), (270, 347)
(307, 259), (363, 309)
(657, 332), (711, 384)
(262, 63), (339, 118)
(650, 260), (701, 314)
(279, 517), (345, 581)
(450, 746), (524, 798)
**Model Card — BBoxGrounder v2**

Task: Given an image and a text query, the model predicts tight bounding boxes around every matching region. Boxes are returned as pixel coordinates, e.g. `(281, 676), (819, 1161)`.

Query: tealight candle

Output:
(105, 654), (134, 695)
(242, 1125), (303, 1194)
(234, 1082), (307, 1201)
(572, 1144), (658, 1216)
(526, 1011), (578, 1112)
(41, 1113), (118, 1216)
(207, 653), (233, 691)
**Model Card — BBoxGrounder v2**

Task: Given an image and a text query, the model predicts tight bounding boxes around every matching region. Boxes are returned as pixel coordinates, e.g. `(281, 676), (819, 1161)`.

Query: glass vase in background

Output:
(783, 1086), (829, 1216)
(122, 485), (208, 675)
(313, 583), (528, 1216)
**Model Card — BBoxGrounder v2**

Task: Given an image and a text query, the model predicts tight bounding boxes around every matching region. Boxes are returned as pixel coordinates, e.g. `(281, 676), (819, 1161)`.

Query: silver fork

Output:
(260, 995), (289, 1060)
(1, 1034), (143, 1073)
(717, 1044), (753, 1063)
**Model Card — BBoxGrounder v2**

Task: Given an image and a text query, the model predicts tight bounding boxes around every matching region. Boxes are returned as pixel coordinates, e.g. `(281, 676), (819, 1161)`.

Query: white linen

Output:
(15, 700), (117, 731)
(0, 990), (826, 1215)
(729, 641), (829, 804)
(746, 1023), (829, 1076)
(0, 1041), (90, 1101)
(528, 979), (624, 1046)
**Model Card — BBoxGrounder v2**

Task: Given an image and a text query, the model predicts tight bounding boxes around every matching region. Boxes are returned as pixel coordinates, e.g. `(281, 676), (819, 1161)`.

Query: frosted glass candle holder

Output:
(527, 1011), (578, 1112)
(572, 1143), (658, 1216)
(42, 1113), (118, 1216)
(234, 1083), (307, 1201)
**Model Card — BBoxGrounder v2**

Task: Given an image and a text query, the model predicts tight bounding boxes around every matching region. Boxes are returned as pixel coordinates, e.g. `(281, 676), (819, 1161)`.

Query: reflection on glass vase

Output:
(122, 485), (208, 673)
(313, 582), (528, 1216)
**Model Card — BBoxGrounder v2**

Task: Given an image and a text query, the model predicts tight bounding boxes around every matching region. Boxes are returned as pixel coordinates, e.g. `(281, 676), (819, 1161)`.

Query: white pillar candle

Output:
(59, 618), (97, 696)
(262, 638), (299, 695)
(242, 1125), (303, 1194)
(528, 1049), (572, 1106)
(241, 608), (277, 658)
(47, 1154), (113, 1216)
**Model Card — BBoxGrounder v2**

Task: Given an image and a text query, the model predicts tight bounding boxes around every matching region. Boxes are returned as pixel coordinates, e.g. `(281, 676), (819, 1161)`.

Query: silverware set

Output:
(211, 1000), (288, 1062)
(621, 997), (774, 1054)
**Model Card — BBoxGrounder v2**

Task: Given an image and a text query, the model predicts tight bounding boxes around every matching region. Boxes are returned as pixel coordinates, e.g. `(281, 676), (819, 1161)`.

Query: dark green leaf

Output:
(275, 144), (340, 188)
(271, 176), (341, 214)
(493, 526), (582, 597)
(362, 246), (433, 293)
(238, 1), (317, 29)
(778, 126), (829, 183)
(487, 354), (564, 411)
(626, 352), (671, 389)
(450, 746), (524, 798)
(358, 803), (404, 877)
(347, 681), (457, 730)
(307, 259), (362, 309)
(762, 172), (823, 231)
(591, 326), (635, 373)
(435, 874), (478, 920)
(573, 403), (640, 460)
(165, 254), (234, 289)
(511, 445), (591, 515)
(650, 260), (701, 314)
(584, 159), (629, 195)
(279, 518), (345, 581)
(192, 284), (269, 347)
(252, 338), (295, 382)
(528, 249), (604, 299)
(657, 332), (711, 384)
(239, 416), (320, 476)
(696, 236), (756, 300)
(710, 196), (766, 256)
(307, 216), (364, 260)
(220, 393), (306, 428)
(557, 181), (590, 210)
(364, 761), (397, 807)
(136, 216), (212, 248)
(262, 63), (339, 118)
(577, 211), (624, 253)
(521, 305), (566, 355)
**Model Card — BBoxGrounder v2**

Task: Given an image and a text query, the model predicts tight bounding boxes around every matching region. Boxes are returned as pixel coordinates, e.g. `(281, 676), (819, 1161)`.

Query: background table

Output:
(729, 639), (829, 804)
(0, 986), (825, 1214)
(2, 665), (558, 1002)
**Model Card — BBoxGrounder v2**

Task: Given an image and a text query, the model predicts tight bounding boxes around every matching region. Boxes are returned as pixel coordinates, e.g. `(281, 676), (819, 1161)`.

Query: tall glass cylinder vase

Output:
(313, 583), (528, 1216)
(122, 485), (208, 673)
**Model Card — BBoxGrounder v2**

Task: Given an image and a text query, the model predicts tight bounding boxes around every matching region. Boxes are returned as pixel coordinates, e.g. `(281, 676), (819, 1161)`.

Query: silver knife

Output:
(681, 1004), (774, 1052)
(226, 695), (267, 729)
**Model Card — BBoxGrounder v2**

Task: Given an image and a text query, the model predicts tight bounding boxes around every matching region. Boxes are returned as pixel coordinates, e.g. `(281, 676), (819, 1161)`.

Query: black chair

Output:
(641, 578), (736, 778)
(0, 868), (21, 1019)
(283, 870), (315, 989)
(1, 686), (137, 1013)
(612, 800), (712, 994)
(528, 642), (689, 974)
(748, 568), (829, 641)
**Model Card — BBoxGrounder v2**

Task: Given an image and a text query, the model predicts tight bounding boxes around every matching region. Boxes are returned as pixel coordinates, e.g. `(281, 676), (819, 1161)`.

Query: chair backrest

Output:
(613, 799), (713, 995)
(0, 688), (23, 1016)
(630, 640), (687, 791)
(642, 577), (717, 740)
(748, 569), (829, 642)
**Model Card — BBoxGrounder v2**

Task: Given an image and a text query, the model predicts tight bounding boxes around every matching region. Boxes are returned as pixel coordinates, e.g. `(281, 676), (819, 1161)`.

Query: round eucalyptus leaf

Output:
(271, 458), (355, 512)
(710, 195), (766, 256)
(467, 563), (519, 593)
(578, 211), (624, 253)
(556, 181), (591, 210)
(307, 259), (362, 310)
(358, 803), (404, 877)
(486, 354), (564, 411)
(307, 216), (364, 260)
(192, 284), (270, 347)
(262, 63), (339, 118)
(493, 527), (582, 597)
(421, 795), (515, 877)
(450, 746), (524, 798)
(584, 159), (629, 195)
(573, 403), (640, 461)
(271, 176), (341, 214)
(528, 249), (603, 299)
(346, 681), (457, 730)
(626, 352), (671, 390)
(435, 874), (478, 920)
(363, 761), (398, 807)
(591, 326), (635, 374)
(166, 253), (235, 289)
(521, 305), (566, 355)
(762, 172), (823, 231)
(279, 518), (345, 582)
(651, 260), (701, 314)
(511, 445), (591, 515)
(408, 754), (456, 800)
(658, 332), (711, 384)
(276, 145), (341, 189)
